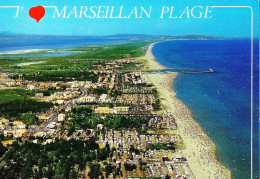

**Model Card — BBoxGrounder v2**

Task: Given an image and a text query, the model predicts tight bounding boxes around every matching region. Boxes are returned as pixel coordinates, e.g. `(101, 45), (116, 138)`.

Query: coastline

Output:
(0, 49), (47, 55)
(138, 42), (167, 71)
(142, 43), (231, 178)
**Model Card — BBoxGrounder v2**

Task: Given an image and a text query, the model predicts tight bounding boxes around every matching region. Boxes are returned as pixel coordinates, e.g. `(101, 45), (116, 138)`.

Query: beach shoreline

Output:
(142, 43), (231, 178)
(0, 49), (47, 55)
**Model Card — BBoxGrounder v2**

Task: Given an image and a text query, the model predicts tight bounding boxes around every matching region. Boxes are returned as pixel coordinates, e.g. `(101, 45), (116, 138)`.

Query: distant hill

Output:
(0, 32), (230, 40)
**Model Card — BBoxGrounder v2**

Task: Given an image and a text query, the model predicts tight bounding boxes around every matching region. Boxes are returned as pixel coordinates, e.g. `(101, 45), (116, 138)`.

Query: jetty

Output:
(144, 68), (215, 74)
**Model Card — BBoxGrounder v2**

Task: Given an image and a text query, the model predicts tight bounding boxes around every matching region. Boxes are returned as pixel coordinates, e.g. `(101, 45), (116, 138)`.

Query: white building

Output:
(58, 113), (66, 123)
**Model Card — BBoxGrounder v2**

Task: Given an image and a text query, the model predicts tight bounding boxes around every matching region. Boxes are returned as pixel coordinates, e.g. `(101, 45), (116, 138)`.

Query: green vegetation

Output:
(0, 139), (113, 178)
(129, 145), (140, 155)
(152, 88), (159, 98)
(153, 99), (161, 110)
(152, 88), (161, 110)
(0, 88), (57, 104)
(149, 143), (176, 151)
(124, 163), (137, 171)
(0, 139), (7, 158)
(0, 99), (53, 120)
(68, 107), (93, 136)
(10, 70), (99, 82)
(70, 42), (149, 60)
(117, 62), (143, 71)
(91, 87), (109, 95)
(102, 115), (150, 131)
(89, 164), (102, 178)
(19, 113), (40, 125)
(1, 42), (149, 79)
(69, 108), (150, 133)
(0, 88), (55, 124)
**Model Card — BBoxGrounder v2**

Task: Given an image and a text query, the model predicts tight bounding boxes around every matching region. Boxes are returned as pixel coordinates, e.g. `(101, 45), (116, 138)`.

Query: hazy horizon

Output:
(1, 32), (258, 39)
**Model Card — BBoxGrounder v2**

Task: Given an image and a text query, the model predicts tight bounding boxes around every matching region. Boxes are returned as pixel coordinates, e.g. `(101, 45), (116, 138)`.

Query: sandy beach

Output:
(142, 43), (231, 178)
(0, 49), (46, 55)
(138, 42), (167, 71)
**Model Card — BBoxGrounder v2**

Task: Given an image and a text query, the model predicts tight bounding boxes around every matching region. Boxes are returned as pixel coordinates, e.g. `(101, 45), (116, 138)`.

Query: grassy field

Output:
(0, 42), (150, 71)
(0, 88), (29, 104)
(0, 89), (54, 124)
(0, 88), (57, 104)
(0, 42), (151, 82)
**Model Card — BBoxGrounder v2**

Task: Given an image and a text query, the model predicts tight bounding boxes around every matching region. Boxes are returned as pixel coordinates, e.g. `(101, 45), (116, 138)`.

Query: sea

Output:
(0, 35), (132, 56)
(152, 39), (259, 179)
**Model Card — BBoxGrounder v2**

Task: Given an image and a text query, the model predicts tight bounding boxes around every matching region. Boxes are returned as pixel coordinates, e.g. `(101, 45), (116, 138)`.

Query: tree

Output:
(70, 169), (78, 179)
(165, 174), (171, 179)
(44, 166), (55, 178)
(0, 141), (7, 157)
(21, 166), (33, 178)
(105, 164), (113, 177)
(68, 125), (76, 136)
(89, 164), (101, 179)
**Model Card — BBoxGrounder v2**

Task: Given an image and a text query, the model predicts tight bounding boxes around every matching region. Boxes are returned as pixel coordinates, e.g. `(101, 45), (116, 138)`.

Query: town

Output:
(0, 43), (195, 178)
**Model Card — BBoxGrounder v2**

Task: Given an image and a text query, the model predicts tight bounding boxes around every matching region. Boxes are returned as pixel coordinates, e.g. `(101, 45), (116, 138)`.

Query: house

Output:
(35, 93), (44, 98)
(84, 81), (92, 88)
(4, 129), (27, 138)
(56, 100), (64, 105)
(109, 82), (115, 89)
(1, 140), (15, 147)
(34, 132), (46, 137)
(44, 139), (54, 145)
(27, 84), (36, 90)
(13, 121), (26, 129)
(58, 113), (66, 123)
(65, 107), (72, 112)
(95, 107), (113, 114)
(13, 129), (27, 138)
(85, 95), (97, 103)
(0, 118), (9, 125)
(38, 114), (49, 121)
(99, 94), (110, 103)
(97, 124), (104, 130)
(77, 95), (96, 103)
(113, 107), (129, 114)
(3, 130), (15, 137)
(39, 83), (47, 89)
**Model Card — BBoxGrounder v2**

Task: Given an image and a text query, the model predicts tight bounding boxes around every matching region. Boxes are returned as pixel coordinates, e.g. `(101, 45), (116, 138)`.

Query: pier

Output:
(144, 68), (215, 74)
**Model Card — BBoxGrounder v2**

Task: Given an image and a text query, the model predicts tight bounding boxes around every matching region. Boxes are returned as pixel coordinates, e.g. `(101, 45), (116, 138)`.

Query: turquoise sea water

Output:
(152, 40), (259, 178)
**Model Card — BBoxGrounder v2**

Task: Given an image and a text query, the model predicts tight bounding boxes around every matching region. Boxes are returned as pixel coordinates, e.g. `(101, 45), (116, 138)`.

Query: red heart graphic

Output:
(29, 6), (45, 23)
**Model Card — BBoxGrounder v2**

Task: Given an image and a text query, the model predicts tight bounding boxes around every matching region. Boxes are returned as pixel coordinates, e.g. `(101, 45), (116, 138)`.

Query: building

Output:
(95, 107), (113, 114)
(35, 93), (44, 98)
(58, 113), (66, 123)
(99, 94), (110, 103)
(113, 107), (129, 114)
(79, 95), (97, 103)
(38, 114), (49, 121)
(13, 121), (26, 129)
(94, 106), (129, 114)
(1, 140), (15, 147)
(97, 124), (104, 130)
(56, 100), (64, 105)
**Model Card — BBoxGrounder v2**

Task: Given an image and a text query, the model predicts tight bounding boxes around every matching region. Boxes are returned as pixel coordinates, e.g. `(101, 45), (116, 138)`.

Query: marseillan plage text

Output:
(51, 6), (213, 19)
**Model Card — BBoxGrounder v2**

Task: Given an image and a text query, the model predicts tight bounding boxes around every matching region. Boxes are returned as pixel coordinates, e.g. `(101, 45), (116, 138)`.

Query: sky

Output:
(0, 0), (258, 37)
